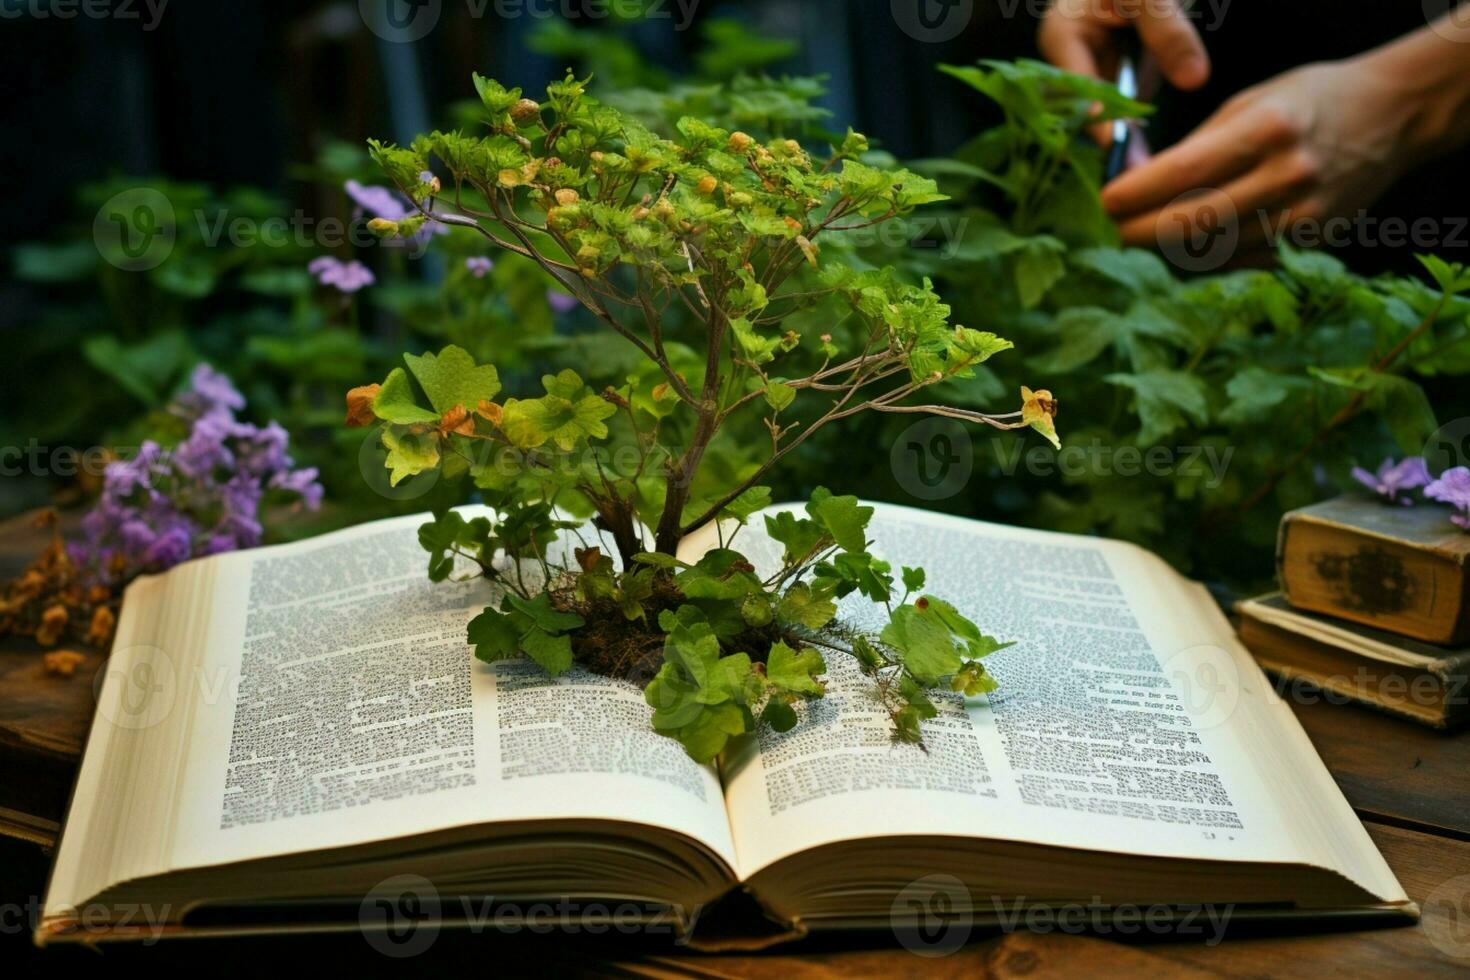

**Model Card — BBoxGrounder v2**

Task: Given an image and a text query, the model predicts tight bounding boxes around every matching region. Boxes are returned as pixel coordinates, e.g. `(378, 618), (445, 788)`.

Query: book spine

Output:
(1432, 661), (1470, 730)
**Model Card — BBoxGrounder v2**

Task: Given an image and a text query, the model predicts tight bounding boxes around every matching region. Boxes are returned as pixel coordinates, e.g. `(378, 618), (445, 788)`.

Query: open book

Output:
(39, 503), (1413, 946)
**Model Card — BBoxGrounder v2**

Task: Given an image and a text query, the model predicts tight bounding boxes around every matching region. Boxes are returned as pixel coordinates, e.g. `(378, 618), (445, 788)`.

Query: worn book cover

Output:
(1237, 593), (1470, 729)
(1277, 496), (1470, 645)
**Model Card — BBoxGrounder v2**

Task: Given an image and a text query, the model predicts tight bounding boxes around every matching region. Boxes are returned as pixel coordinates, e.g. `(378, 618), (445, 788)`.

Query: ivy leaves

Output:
(469, 593), (584, 676)
(502, 369), (617, 451)
(643, 607), (828, 763)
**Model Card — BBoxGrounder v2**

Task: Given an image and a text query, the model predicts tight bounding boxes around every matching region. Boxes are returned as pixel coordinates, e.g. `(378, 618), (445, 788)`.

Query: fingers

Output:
(1041, 26), (1104, 81)
(1127, 0), (1210, 90)
(1037, 8), (1105, 80)
(1115, 159), (1313, 251)
(1102, 107), (1269, 220)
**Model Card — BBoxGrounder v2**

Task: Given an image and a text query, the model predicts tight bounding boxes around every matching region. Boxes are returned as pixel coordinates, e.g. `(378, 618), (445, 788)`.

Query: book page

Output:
(720, 503), (1401, 901)
(157, 510), (737, 875)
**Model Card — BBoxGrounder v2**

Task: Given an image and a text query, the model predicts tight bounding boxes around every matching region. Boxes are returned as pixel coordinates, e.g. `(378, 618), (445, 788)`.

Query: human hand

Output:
(1101, 55), (1438, 262)
(1038, 0), (1210, 99)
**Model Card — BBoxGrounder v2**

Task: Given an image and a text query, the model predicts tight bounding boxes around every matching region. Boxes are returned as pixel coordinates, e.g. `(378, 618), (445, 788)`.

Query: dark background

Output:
(2, 0), (1465, 264)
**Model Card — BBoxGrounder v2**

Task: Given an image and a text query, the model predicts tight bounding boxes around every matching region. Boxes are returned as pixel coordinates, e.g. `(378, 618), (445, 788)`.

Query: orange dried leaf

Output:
(438, 405), (476, 437)
(474, 400), (503, 427)
(87, 605), (116, 647)
(37, 604), (68, 647)
(44, 650), (86, 678)
(345, 384), (381, 428)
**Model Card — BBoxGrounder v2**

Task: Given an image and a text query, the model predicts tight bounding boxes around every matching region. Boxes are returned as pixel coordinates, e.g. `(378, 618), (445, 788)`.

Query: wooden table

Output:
(2, 510), (1467, 976)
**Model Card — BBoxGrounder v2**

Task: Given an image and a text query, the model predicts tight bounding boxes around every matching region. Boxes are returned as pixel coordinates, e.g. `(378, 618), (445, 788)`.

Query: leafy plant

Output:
(811, 60), (1470, 585)
(348, 73), (1053, 760)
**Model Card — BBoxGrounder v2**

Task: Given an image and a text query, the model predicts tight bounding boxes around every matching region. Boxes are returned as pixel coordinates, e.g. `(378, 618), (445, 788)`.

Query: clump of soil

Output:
(547, 574), (804, 687)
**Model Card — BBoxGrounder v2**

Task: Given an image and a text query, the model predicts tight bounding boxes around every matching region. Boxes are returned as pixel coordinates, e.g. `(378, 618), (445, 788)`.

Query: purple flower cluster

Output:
(72, 365), (324, 583)
(1351, 457), (1430, 505)
(309, 256), (375, 294)
(1426, 467), (1470, 530)
(465, 256), (494, 278)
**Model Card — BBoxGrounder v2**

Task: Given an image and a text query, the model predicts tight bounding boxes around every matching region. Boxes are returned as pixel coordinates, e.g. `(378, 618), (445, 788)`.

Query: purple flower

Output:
(142, 525), (193, 569)
(178, 363), (246, 417)
(344, 179), (447, 246)
(547, 289), (578, 315)
(1351, 456), (1431, 504)
(1426, 467), (1470, 531)
(345, 180), (410, 222)
(465, 256), (494, 278)
(70, 367), (324, 584)
(172, 410), (238, 477)
(270, 466), (324, 510)
(309, 257), (376, 294)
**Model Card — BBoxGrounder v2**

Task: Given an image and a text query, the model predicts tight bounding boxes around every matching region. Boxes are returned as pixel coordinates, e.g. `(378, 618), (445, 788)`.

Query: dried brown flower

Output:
(44, 650), (86, 677)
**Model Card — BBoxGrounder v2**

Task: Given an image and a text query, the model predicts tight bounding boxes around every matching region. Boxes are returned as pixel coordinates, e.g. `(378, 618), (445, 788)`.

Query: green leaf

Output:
(380, 426), (441, 486)
(373, 367), (440, 425)
(12, 241), (98, 282)
(761, 699), (798, 733)
(881, 601), (964, 686)
(468, 607), (521, 663)
(813, 551), (893, 602)
(763, 381), (796, 412)
(731, 316), (781, 364)
(1104, 370), (1210, 445)
(766, 641), (826, 696)
(418, 510), (489, 582)
(1219, 367), (1310, 426)
(1417, 254), (1470, 295)
(763, 510), (828, 566)
(952, 660), (998, 697)
(901, 567), (926, 593)
(668, 701), (748, 764)
(404, 345), (502, 415)
(502, 369), (617, 451)
(805, 487), (872, 553)
(521, 628), (575, 676)
(776, 582), (837, 630)
(645, 606), (757, 762)
(506, 592), (586, 634)
(1014, 244), (1065, 309)
(676, 549), (763, 601)
(82, 331), (193, 406)
(719, 486), (771, 525)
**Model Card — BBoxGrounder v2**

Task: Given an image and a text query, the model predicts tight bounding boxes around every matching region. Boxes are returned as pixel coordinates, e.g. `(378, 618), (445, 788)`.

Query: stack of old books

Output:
(1237, 496), (1470, 729)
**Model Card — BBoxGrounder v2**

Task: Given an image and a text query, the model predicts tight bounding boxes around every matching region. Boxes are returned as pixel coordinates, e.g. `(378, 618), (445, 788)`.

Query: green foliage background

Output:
(10, 22), (1470, 593)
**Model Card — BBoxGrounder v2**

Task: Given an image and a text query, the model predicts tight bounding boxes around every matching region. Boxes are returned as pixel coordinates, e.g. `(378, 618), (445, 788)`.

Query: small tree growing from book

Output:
(346, 73), (1059, 761)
